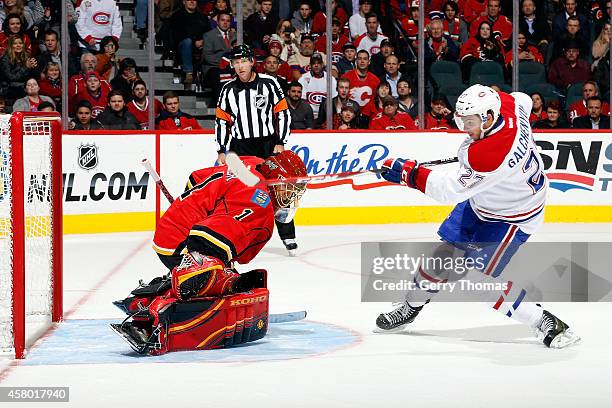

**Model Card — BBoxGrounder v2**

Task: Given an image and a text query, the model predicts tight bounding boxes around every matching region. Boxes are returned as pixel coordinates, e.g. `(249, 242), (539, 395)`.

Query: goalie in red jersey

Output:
(111, 151), (307, 355)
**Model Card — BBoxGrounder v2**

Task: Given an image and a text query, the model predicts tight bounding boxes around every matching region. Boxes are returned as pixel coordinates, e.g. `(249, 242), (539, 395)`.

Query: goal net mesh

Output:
(0, 115), (54, 353)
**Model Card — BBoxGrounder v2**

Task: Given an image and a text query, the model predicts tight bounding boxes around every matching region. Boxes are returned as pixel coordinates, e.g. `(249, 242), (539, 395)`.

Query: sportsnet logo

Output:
(93, 12), (111, 24)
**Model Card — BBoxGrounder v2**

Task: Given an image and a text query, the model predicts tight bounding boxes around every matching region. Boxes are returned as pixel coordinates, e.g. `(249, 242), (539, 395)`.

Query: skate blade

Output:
(110, 324), (149, 355)
(549, 329), (581, 349)
(373, 323), (409, 334)
(286, 249), (298, 257)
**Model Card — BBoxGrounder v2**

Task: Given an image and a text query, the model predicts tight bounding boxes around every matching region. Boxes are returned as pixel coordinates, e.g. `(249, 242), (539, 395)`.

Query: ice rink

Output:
(1, 223), (611, 408)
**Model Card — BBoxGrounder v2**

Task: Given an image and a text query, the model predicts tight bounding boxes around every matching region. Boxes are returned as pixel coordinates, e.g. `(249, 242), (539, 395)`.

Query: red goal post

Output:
(0, 112), (63, 359)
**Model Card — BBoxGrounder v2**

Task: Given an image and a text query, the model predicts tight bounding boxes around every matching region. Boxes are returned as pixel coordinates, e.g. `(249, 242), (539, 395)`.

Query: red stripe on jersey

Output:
(484, 225), (518, 276)
(467, 92), (517, 173)
(475, 203), (544, 219)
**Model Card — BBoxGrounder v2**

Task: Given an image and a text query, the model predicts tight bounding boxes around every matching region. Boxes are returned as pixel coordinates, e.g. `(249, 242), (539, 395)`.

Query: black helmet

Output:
(230, 44), (254, 61)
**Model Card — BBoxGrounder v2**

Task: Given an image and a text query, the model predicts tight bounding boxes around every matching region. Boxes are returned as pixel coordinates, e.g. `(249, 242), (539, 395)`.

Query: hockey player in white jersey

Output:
(376, 85), (580, 348)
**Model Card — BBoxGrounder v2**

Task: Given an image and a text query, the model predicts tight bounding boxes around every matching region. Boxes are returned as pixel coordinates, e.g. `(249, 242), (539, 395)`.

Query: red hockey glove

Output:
(381, 158), (420, 188)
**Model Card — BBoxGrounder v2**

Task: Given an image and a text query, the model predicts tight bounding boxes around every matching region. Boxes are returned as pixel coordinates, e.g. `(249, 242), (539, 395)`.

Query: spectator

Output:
(75, 0), (122, 52)
(288, 34), (323, 80)
(593, 52), (610, 95)
(134, 0), (148, 42)
(505, 31), (544, 69)
(291, 1), (313, 35)
(244, 0), (277, 51)
(155, 91), (202, 130)
(572, 96), (611, 129)
(270, 19), (300, 62)
(567, 81), (610, 123)
(397, 78), (418, 118)
(317, 77), (361, 129)
(38, 62), (61, 111)
(208, 0), (235, 29)
(0, 0), (43, 31)
(97, 90), (140, 130)
(73, 71), (110, 119)
(370, 38), (395, 78)
(315, 17), (349, 64)
(532, 101), (569, 128)
(166, 0), (211, 85)
(36, 29), (61, 76)
(298, 52), (337, 120)
(418, 93), (454, 130)
(425, 18), (460, 66)
(462, 0), (488, 25)
(548, 42), (591, 90)
(370, 96), (417, 130)
(529, 92), (547, 123)
(37, 101), (55, 112)
(127, 80), (163, 130)
(551, 16), (589, 61)
(399, 1), (424, 48)
(95, 36), (120, 81)
(382, 54), (403, 97)
(460, 21), (505, 82)
(342, 49), (380, 107)
(0, 13), (32, 56)
(591, 0), (611, 33)
(0, 96), (5, 113)
(286, 81), (314, 129)
(442, 1), (468, 47)
(262, 41), (292, 82)
(69, 100), (104, 130)
(68, 53), (112, 106)
(469, 0), (512, 45)
(336, 101), (360, 129)
(552, 0), (590, 42)
(354, 13), (387, 56)
(110, 58), (140, 103)
(260, 55), (289, 93)
(519, 0), (551, 56)
(12, 78), (54, 111)
(311, 0), (348, 35)
(336, 42), (357, 76)
(202, 11), (235, 99)
(0, 36), (37, 100)
(349, 0), (372, 41)
(592, 23), (611, 66)
(362, 81), (391, 120)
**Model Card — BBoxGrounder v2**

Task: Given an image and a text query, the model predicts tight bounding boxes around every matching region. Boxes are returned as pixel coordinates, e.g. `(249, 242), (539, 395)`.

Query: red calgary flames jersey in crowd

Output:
(153, 157), (275, 265)
(127, 98), (163, 130)
(342, 70), (380, 107)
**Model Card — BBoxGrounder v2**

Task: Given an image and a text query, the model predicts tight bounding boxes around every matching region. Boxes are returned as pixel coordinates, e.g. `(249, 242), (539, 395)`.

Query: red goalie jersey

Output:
(153, 157), (275, 268)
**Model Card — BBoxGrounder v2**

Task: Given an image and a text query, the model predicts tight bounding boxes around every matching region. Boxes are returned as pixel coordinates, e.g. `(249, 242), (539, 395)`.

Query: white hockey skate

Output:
(535, 310), (581, 348)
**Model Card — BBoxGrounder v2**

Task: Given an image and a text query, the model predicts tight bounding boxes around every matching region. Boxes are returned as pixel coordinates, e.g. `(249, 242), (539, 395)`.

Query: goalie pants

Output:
(229, 136), (296, 240)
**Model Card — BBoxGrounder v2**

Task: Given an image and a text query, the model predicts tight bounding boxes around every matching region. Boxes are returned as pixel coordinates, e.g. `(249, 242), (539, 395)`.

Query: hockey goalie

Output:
(111, 151), (307, 355)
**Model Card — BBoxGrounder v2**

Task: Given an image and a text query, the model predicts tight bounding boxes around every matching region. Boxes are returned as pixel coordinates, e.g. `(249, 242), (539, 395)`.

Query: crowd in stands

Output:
(1, 0), (612, 131)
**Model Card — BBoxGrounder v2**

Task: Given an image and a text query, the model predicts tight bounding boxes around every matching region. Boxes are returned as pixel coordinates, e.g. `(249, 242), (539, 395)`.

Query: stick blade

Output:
(269, 311), (307, 324)
(225, 152), (260, 187)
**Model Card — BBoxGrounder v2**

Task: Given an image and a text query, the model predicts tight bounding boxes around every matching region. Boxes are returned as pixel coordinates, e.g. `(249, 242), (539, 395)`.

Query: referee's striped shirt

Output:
(215, 73), (291, 153)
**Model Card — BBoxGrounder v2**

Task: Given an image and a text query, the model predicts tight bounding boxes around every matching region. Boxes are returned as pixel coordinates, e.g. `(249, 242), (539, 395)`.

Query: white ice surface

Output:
(0, 223), (611, 408)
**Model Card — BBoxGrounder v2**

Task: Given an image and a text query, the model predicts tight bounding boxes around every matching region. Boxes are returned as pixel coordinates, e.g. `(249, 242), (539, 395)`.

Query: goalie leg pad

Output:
(171, 252), (239, 300)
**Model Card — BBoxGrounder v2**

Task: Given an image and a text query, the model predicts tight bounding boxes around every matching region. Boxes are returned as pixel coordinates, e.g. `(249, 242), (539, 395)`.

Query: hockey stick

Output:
(225, 152), (459, 187)
(141, 158), (175, 203)
(269, 310), (307, 323)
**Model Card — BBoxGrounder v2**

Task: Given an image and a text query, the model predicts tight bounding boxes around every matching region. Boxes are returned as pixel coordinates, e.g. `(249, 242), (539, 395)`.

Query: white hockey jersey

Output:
(298, 72), (337, 120)
(418, 91), (547, 234)
(354, 32), (388, 55)
(75, 0), (123, 50)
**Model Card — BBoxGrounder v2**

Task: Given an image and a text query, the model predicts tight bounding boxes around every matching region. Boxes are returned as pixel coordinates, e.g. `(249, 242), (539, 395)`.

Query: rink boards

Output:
(58, 130), (612, 233)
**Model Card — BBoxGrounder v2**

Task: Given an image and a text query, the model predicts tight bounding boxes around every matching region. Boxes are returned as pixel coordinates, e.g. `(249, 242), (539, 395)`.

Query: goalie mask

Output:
(258, 151), (308, 223)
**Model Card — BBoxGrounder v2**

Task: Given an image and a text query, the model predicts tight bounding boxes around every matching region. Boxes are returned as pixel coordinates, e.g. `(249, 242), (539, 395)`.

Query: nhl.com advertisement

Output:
(4, 131), (612, 221)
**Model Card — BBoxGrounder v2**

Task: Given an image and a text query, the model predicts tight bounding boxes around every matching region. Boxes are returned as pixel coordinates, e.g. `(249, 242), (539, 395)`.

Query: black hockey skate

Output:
(376, 301), (424, 331)
(536, 310), (581, 348)
(282, 239), (298, 257)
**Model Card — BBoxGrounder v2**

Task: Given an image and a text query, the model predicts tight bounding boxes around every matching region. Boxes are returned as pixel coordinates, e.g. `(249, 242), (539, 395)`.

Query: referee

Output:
(215, 44), (298, 256)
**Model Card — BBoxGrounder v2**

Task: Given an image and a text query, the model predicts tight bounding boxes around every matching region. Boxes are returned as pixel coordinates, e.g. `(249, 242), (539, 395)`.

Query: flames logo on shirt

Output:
(93, 12), (111, 24)
(307, 92), (326, 105)
(350, 86), (374, 107)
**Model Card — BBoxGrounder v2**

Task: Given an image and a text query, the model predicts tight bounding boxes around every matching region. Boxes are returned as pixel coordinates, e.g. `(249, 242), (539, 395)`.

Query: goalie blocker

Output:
(112, 252), (269, 355)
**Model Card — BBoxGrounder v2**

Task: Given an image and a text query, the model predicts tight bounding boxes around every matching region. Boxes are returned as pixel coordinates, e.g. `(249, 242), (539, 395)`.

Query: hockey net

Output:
(0, 113), (62, 359)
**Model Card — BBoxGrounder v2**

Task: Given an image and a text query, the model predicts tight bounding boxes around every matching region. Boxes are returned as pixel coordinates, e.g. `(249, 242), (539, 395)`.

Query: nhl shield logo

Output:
(78, 144), (98, 170)
(254, 94), (268, 110)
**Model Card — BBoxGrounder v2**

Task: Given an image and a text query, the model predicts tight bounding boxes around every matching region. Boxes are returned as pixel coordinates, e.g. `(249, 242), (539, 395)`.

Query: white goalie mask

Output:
(453, 84), (501, 136)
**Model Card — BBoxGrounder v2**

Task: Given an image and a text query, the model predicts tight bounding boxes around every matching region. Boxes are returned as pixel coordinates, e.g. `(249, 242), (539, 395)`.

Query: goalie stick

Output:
(225, 152), (459, 186)
(138, 157), (307, 324)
